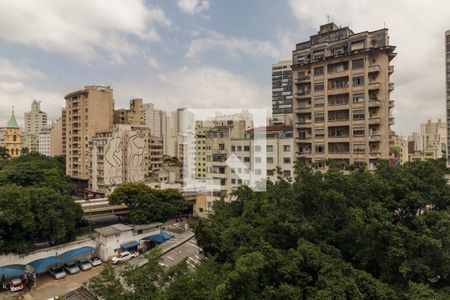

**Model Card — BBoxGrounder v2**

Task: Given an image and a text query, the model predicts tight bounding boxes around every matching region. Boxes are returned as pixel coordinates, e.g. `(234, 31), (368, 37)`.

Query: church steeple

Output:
(7, 107), (19, 128)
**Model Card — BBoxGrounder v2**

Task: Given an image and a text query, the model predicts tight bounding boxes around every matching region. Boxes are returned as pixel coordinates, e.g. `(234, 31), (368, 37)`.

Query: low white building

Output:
(94, 223), (164, 261)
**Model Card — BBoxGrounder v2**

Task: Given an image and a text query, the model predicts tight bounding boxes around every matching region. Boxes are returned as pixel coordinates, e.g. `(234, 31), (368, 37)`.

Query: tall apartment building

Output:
(446, 30), (450, 163)
(50, 118), (63, 157)
(38, 124), (52, 156)
(272, 60), (293, 125)
(64, 86), (114, 180)
(113, 99), (145, 125)
(292, 23), (396, 170)
(89, 124), (146, 194)
(61, 108), (67, 156)
(23, 100), (47, 152)
(143, 103), (169, 155)
(420, 119), (447, 159)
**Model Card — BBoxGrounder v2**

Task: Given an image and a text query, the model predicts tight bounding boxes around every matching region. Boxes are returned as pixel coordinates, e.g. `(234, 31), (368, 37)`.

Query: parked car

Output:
(111, 251), (138, 264)
(49, 267), (67, 280)
(90, 257), (102, 267)
(1, 278), (24, 292)
(78, 260), (92, 271)
(63, 263), (80, 275)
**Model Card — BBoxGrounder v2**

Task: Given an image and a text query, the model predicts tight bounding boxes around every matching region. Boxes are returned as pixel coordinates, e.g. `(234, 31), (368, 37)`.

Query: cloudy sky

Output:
(0, 0), (449, 135)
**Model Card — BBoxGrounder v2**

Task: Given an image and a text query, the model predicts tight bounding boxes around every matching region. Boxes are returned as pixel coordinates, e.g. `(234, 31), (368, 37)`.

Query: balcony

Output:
(368, 64), (380, 73)
(368, 82), (381, 90)
(369, 117), (381, 125)
(295, 122), (312, 128)
(389, 83), (395, 91)
(295, 75), (311, 84)
(369, 135), (381, 142)
(389, 100), (394, 108)
(389, 117), (395, 125)
(295, 136), (312, 143)
(388, 65), (394, 74)
(295, 106), (312, 113)
(368, 100), (381, 108)
(295, 91), (311, 99)
(296, 151), (312, 158)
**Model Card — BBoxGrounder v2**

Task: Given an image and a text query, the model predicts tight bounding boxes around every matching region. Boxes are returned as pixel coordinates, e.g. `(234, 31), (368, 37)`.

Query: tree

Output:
(108, 183), (191, 224)
(0, 146), (9, 160)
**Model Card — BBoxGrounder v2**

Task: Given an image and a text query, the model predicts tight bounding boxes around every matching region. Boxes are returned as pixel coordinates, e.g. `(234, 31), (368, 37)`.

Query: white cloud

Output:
(288, 0), (450, 134)
(177, 0), (209, 14)
(113, 66), (270, 112)
(0, 0), (171, 63)
(0, 58), (46, 81)
(186, 30), (279, 60)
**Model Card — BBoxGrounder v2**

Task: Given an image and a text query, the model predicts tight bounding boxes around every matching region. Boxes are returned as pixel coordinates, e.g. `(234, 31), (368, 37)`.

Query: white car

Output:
(90, 257), (102, 267)
(78, 260), (93, 271)
(111, 251), (137, 264)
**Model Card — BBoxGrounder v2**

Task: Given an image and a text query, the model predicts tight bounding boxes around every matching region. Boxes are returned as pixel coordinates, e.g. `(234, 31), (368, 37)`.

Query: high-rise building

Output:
(64, 85), (114, 180)
(23, 100), (47, 153)
(113, 98), (145, 125)
(61, 108), (67, 156)
(292, 23), (396, 170)
(143, 103), (169, 155)
(89, 124), (146, 194)
(420, 119), (447, 159)
(446, 30), (450, 163)
(38, 124), (52, 156)
(272, 60), (293, 125)
(49, 118), (63, 157)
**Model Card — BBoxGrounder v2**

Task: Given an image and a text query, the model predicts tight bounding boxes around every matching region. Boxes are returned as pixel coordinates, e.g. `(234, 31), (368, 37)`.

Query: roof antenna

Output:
(327, 14), (330, 23)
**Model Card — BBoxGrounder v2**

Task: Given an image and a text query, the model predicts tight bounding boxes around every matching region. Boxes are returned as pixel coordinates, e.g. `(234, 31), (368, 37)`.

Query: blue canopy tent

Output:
(29, 256), (62, 274)
(60, 246), (95, 263)
(0, 265), (27, 280)
(142, 233), (173, 244)
(121, 241), (139, 251)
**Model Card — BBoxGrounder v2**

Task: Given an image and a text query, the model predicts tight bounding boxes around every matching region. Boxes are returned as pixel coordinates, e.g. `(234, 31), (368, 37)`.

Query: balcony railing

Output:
(295, 76), (311, 84)
(388, 65), (394, 74)
(368, 64), (380, 73)
(369, 135), (381, 142)
(369, 117), (381, 124)
(295, 107), (312, 113)
(368, 100), (381, 107)
(368, 82), (381, 90)
(389, 100), (394, 108)
(295, 91), (311, 99)
(389, 117), (395, 125)
(389, 83), (395, 91)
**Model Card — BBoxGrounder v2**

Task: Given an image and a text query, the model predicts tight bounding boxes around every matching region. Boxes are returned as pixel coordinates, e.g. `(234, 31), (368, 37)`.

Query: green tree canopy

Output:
(108, 183), (191, 224)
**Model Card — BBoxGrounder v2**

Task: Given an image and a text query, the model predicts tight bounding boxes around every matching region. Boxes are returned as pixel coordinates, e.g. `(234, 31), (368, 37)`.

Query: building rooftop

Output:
(6, 109), (19, 128)
(95, 223), (132, 236)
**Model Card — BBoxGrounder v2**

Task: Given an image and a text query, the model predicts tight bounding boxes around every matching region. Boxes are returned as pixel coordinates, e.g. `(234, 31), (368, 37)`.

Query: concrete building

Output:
(24, 100), (47, 135)
(292, 23), (396, 170)
(94, 223), (164, 261)
(147, 135), (164, 173)
(446, 30), (450, 163)
(389, 134), (408, 165)
(408, 132), (422, 153)
(64, 86), (114, 181)
(61, 108), (67, 156)
(0, 109), (22, 158)
(143, 103), (169, 155)
(420, 119), (447, 159)
(50, 118), (63, 157)
(272, 60), (294, 125)
(89, 124), (146, 195)
(113, 99), (145, 125)
(38, 124), (52, 156)
(23, 100), (47, 153)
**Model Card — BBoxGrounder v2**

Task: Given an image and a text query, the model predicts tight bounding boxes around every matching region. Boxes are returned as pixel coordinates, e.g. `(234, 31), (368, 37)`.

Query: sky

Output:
(0, 0), (449, 135)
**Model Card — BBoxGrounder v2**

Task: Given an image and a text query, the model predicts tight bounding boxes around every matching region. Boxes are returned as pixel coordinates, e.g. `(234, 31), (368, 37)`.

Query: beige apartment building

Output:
(292, 23), (395, 170)
(49, 118), (63, 156)
(113, 99), (145, 125)
(89, 124), (146, 194)
(65, 86), (114, 180)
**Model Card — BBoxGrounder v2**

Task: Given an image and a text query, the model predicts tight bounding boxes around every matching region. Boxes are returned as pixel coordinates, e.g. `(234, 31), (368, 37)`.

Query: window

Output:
(314, 97), (325, 107)
(353, 126), (365, 136)
(353, 109), (365, 120)
(353, 144), (365, 154)
(255, 157), (262, 163)
(219, 143), (225, 150)
(353, 93), (365, 103)
(283, 170), (291, 177)
(352, 59), (364, 69)
(231, 146), (235, 152)
(352, 76), (364, 86)
(267, 169), (274, 176)
(237, 146), (242, 151)
(315, 144), (325, 153)
(283, 145), (291, 152)
(267, 157), (274, 164)
(254, 145), (262, 152)
(244, 157), (250, 162)
(267, 145), (273, 152)
(315, 113), (325, 123)
(314, 82), (324, 91)
(244, 146), (250, 151)
(314, 66), (324, 76)
(283, 157), (291, 164)
(328, 94), (349, 106)
(328, 126), (349, 137)
(315, 128), (325, 138)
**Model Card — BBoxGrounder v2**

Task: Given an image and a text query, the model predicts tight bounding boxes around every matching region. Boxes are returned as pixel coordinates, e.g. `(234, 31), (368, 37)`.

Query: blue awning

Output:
(60, 246), (95, 263)
(0, 265), (26, 280)
(142, 233), (173, 244)
(29, 256), (62, 273)
(121, 241), (139, 250)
